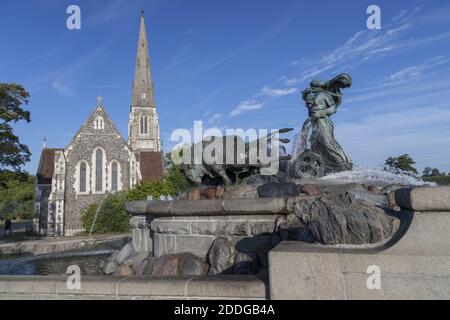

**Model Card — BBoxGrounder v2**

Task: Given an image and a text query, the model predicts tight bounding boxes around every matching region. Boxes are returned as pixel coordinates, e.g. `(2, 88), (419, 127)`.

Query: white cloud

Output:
(284, 23), (416, 86)
(384, 56), (448, 83)
(207, 113), (222, 124)
(230, 100), (264, 117)
(52, 79), (73, 97)
(260, 86), (297, 97)
(229, 5), (430, 117)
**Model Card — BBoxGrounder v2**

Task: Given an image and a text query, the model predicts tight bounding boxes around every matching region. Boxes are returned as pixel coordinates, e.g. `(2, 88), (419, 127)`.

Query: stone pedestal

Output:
(130, 216), (153, 254)
(151, 215), (280, 258)
(130, 214), (280, 259)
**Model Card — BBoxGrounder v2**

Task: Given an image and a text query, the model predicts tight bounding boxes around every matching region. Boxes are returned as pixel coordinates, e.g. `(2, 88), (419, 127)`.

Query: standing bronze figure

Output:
(293, 73), (353, 178)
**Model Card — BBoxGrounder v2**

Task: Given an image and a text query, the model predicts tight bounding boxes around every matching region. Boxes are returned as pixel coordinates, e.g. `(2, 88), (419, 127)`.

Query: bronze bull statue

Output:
(180, 128), (293, 186)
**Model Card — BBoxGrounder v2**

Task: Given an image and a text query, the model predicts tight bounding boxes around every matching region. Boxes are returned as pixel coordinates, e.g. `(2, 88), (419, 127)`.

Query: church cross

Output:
(96, 96), (103, 106)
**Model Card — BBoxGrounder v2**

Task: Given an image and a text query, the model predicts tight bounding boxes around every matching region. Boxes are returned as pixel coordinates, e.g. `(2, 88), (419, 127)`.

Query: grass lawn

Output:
(423, 176), (450, 185)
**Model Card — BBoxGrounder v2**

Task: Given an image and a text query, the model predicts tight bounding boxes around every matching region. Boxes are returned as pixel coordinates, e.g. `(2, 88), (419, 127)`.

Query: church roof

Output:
(65, 103), (130, 153)
(36, 148), (63, 185)
(139, 151), (164, 182)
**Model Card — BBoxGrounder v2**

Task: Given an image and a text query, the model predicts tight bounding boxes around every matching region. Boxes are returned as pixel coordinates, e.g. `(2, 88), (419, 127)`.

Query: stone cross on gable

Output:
(96, 96), (103, 106)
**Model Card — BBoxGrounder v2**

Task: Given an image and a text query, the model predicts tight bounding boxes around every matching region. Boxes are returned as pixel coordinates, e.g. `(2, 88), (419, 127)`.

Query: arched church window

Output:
(142, 92), (146, 100)
(140, 114), (148, 135)
(80, 162), (87, 193)
(145, 116), (148, 134)
(94, 116), (104, 130)
(95, 149), (103, 192)
(111, 161), (118, 192)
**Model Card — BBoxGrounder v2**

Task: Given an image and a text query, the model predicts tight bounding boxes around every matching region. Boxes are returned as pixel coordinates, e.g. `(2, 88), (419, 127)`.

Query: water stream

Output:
(89, 196), (106, 240)
(0, 241), (123, 276)
(319, 166), (434, 187)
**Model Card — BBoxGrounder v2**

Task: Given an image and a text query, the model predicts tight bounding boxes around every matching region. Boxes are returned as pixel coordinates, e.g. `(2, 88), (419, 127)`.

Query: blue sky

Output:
(1, 0), (450, 174)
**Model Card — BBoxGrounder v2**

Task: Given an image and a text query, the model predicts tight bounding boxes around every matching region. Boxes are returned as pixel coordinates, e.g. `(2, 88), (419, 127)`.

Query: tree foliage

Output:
(423, 167), (446, 177)
(0, 83), (31, 171)
(431, 168), (441, 177)
(81, 192), (130, 234)
(165, 164), (190, 194)
(423, 167), (432, 177)
(385, 154), (418, 175)
(0, 171), (34, 221)
(126, 180), (175, 201)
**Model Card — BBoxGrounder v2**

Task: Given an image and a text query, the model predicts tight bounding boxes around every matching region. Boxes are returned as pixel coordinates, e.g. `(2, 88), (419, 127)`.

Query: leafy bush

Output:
(126, 165), (189, 201)
(126, 180), (175, 201)
(81, 192), (130, 235)
(166, 164), (190, 194)
(423, 175), (450, 186)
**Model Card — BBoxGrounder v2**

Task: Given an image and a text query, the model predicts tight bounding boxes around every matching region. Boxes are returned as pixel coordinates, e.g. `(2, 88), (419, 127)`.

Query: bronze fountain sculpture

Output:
(180, 73), (354, 186)
(291, 73), (353, 179)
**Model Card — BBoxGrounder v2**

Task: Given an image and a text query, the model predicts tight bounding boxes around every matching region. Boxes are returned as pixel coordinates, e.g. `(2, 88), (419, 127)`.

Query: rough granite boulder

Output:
(223, 185), (258, 200)
(257, 182), (299, 198)
(134, 259), (149, 277)
(151, 253), (208, 277)
(200, 187), (218, 200)
(103, 261), (118, 275)
(113, 264), (134, 277)
(115, 242), (133, 264)
(208, 237), (235, 275)
(293, 192), (399, 245)
(233, 251), (258, 274)
(299, 183), (321, 196)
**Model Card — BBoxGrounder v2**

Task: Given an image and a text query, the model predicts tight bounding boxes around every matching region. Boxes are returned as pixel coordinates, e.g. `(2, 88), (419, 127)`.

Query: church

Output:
(34, 12), (163, 237)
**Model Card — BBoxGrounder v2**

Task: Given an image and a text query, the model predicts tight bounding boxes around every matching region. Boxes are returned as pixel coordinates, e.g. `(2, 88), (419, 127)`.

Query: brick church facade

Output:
(34, 12), (163, 237)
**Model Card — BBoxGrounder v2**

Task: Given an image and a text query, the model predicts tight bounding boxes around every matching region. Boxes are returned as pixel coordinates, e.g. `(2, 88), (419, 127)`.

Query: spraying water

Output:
(88, 196), (107, 240)
(319, 166), (435, 187)
(291, 119), (312, 161)
(288, 121), (431, 187)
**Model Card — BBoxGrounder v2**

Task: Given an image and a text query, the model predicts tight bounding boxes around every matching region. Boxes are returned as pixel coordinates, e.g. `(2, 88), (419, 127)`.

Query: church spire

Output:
(132, 11), (155, 108)
(128, 11), (161, 153)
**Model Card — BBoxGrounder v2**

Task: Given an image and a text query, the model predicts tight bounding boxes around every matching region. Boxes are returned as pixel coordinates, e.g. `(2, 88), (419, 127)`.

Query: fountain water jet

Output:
(88, 195), (107, 240)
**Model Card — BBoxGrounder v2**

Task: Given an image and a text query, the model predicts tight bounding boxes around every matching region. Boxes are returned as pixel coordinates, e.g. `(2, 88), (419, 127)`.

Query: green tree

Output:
(385, 154), (418, 175)
(0, 171), (35, 221)
(0, 83), (31, 171)
(431, 168), (441, 177)
(0, 84), (32, 222)
(423, 167), (432, 177)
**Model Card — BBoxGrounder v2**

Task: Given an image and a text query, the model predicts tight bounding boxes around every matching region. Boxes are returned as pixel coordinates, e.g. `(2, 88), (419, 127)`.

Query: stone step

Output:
(0, 275), (267, 300)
